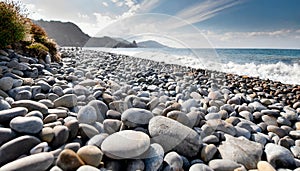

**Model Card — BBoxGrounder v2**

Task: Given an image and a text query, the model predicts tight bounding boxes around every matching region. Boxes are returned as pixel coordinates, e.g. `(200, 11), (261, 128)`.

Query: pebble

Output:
(10, 116), (43, 134)
(0, 77), (14, 91)
(0, 128), (17, 146)
(0, 152), (54, 171)
(218, 135), (263, 169)
(149, 116), (201, 157)
(88, 100), (108, 122)
(257, 161), (276, 171)
(53, 94), (78, 108)
(121, 108), (154, 127)
(138, 143), (164, 171)
(265, 143), (295, 168)
(0, 107), (28, 123)
(77, 105), (97, 124)
(0, 98), (11, 110)
(77, 145), (103, 167)
(56, 149), (84, 171)
(164, 151), (183, 170)
(12, 100), (48, 114)
(201, 144), (217, 162)
(0, 135), (41, 166)
(39, 127), (55, 143)
(51, 125), (69, 148)
(208, 159), (243, 171)
(189, 163), (213, 171)
(101, 130), (150, 159)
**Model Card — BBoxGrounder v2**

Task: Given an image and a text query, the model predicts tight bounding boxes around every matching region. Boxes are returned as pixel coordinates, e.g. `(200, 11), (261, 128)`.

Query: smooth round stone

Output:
(261, 109), (280, 116)
(209, 159), (242, 171)
(202, 135), (219, 144)
(64, 142), (81, 152)
(235, 126), (251, 139)
(218, 135), (263, 169)
(137, 143), (164, 171)
(103, 119), (122, 134)
(48, 93), (59, 101)
(201, 144), (217, 162)
(48, 108), (68, 118)
(56, 149), (84, 171)
(149, 116), (201, 157)
(121, 108), (154, 127)
(43, 114), (58, 124)
(257, 161), (276, 171)
(12, 100), (48, 114)
(79, 123), (99, 140)
(267, 125), (286, 138)
(39, 99), (54, 108)
(186, 111), (202, 127)
(25, 110), (43, 119)
(79, 79), (97, 87)
(77, 106), (97, 124)
(39, 127), (54, 143)
(101, 130), (150, 159)
(0, 152), (54, 171)
(10, 116), (43, 134)
(0, 99), (11, 110)
(0, 77), (14, 91)
(167, 110), (191, 127)
(181, 99), (199, 112)
(127, 159), (145, 171)
(30, 142), (50, 154)
(77, 165), (100, 171)
(106, 110), (121, 120)
(0, 128), (17, 146)
(64, 119), (79, 140)
(77, 145), (103, 167)
(290, 130), (300, 139)
(52, 86), (64, 96)
(87, 133), (109, 148)
(164, 151), (183, 170)
(54, 94), (78, 108)
(0, 107), (28, 123)
(15, 90), (32, 100)
(265, 143), (295, 168)
(205, 113), (222, 120)
(0, 135), (41, 166)
(88, 100), (108, 122)
(51, 125), (69, 148)
(189, 163), (213, 171)
(239, 111), (253, 121)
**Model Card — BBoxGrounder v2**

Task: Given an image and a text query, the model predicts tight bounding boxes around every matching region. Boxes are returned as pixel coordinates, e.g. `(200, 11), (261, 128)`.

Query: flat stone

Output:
(121, 108), (154, 127)
(257, 161), (276, 171)
(79, 123), (99, 139)
(87, 133), (109, 148)
(0, 99), (11, 110)
(0, 135), (41, 166)
(103, 119), (122, 134)
(167, 110), (192, 127)
(54, 94), (77, 108)
(0, 128), (17, 146)
(218, 135), (263, 169)
(0, 107), (28, 123)
(265, 143), (295, 168)
(15, 90), (32, 100)
(10, 116), (43, 134)
(56, 149), (84, 171)
(149, 116), (201, 157)
(0, 77), (14, 91)
(101, 130), (150, 159)
(12, 100), (48, 115)
(209, 159), (242, 171)
(77, 165), (100, 171)
(64, 119), (79, 140)
(39, 127), (54, 143)
(0, 152), (54, 171)
(78, 79), (97, 86)
(77, 105), (97, 124)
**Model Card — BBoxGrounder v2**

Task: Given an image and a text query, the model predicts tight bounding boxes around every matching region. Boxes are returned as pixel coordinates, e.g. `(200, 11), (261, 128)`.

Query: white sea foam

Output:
(86, 48), (300, 85)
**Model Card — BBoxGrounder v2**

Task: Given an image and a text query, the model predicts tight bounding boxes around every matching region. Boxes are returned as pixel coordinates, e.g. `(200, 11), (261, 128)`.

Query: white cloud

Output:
(102, 2), (109, 7)
(77, 13), (90, 20)
(172, 0), (241, 29)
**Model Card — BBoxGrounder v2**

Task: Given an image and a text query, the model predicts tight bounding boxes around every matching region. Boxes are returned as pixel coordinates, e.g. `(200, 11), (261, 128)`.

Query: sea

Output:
(83, 47), (300, 85)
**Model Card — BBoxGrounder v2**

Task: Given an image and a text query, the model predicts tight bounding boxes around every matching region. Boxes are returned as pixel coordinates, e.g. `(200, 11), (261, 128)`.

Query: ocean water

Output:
(84, 47), (300, 85)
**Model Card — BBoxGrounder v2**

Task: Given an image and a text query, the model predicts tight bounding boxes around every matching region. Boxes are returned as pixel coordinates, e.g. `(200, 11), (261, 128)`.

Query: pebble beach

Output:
(0, 48), (300, 171)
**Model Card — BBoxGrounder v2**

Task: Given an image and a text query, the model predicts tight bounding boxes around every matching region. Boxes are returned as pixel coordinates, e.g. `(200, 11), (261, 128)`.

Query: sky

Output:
(19, 0), (300, 48)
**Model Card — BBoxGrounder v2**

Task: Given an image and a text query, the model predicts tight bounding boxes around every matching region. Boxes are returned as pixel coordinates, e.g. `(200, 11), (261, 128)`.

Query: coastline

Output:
(0, 48), (299, 170)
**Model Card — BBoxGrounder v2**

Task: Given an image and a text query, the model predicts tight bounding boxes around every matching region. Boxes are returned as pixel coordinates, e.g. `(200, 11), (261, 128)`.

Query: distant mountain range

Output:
(34, 20), (170, 48)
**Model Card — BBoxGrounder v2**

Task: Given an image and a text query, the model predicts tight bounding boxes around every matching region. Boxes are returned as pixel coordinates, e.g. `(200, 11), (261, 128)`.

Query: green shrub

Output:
(27, 42), (49, 58)
(0, 1), (28, 48)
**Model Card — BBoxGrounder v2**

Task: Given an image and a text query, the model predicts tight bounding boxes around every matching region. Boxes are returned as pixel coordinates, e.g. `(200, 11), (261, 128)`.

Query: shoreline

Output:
(0, 48), (299, 170)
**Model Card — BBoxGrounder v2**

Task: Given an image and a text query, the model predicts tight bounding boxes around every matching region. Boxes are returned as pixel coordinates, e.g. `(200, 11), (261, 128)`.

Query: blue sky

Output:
(21, 0), (300, 48)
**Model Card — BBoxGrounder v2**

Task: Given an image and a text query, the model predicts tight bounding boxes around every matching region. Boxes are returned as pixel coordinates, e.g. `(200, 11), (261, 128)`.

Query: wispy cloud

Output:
(102, 2), (109, 7)
(172, 0), (241, 29)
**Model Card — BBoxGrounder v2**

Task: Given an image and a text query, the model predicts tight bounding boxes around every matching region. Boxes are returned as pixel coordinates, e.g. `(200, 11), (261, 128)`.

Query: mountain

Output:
(34, 20), (137, 48)
(137, 40), (170, 48)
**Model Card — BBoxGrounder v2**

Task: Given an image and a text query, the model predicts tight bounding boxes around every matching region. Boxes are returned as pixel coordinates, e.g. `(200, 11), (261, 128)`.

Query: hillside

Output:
(34, 20), (137, 48)
(137, 40), (170, 48)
